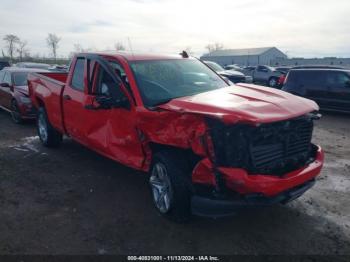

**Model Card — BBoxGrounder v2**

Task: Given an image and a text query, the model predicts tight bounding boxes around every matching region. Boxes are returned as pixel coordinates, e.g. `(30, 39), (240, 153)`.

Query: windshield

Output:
(13, 72), (29, 86)
(130, 59), (228, 107)
(204, 61), (224, 72)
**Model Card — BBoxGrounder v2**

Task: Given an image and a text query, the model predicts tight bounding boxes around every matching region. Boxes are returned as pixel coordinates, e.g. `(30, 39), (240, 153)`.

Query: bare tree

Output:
(114, 42), (126, 51)
(17, 40), (28, 61)
(3, 34), (20, 62)
(46, 33), (61, 61)
(205, 42), (224, 54)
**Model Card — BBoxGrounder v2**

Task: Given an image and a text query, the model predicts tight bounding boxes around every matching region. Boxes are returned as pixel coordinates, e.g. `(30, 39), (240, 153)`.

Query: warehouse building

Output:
(201, 47), (288, 66)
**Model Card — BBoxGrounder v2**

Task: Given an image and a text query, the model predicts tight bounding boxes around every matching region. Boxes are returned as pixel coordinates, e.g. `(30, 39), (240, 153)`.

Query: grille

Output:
(208, 115), (315, 175)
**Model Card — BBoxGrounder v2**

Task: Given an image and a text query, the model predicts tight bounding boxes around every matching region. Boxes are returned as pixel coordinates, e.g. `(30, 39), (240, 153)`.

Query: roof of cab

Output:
(80, 51), (190, 61)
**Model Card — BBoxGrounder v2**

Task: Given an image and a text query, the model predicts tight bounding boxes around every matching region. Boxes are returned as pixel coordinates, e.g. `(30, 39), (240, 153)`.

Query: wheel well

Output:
(149, 142), (201, 171)
(35, 97), (45, 108)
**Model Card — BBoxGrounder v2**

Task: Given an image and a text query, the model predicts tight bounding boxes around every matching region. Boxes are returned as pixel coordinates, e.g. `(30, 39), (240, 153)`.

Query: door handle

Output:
(63, 95), (72, 101)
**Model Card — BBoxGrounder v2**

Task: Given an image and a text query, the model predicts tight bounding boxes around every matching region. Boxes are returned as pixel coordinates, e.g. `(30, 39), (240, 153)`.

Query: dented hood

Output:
(158, 84), (319, 125)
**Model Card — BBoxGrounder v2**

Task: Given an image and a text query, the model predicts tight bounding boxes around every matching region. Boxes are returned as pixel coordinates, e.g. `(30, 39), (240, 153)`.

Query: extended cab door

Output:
(62, 57), (89, 142)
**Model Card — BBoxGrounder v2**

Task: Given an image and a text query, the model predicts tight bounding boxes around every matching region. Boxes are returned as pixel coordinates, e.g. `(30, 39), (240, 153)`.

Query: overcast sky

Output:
(1, 0), (350, 58)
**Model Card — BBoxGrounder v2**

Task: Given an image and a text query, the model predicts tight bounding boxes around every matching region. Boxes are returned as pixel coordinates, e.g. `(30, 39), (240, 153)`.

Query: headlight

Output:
(19, 96), (32, 104)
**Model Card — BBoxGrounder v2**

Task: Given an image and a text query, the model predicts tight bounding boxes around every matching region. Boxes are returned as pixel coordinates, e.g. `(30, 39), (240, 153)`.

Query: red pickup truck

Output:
(28, 52), (324, 222)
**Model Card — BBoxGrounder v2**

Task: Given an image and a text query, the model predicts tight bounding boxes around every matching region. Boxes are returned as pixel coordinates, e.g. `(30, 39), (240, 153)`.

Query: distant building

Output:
(271, 57), (350, 68)
(200, 47), (287, 66)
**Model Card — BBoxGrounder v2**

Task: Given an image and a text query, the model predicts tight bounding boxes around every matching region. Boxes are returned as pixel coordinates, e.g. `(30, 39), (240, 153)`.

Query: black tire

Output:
(11, 100), (23, 124)
(37, 107), (62, 147)
(268, 77), (278, 88)
(149, 150), (192, 223)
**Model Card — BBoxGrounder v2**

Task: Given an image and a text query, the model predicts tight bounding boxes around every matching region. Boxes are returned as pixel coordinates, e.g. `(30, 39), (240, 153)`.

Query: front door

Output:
(63, 56), (145, 169)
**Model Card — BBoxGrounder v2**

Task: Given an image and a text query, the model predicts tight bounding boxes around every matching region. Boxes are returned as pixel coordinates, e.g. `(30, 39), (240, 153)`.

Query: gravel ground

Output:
(0, 110), (349, 255)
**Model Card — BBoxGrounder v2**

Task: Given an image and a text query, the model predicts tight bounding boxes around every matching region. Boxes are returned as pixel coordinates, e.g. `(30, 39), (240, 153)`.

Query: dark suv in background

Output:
(0, 60), (10, 70)
(282, 69), (350, 113)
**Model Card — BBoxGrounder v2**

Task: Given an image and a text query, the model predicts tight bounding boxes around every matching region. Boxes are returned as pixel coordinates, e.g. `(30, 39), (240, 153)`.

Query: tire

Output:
(149, 150), (192, 222)
(268, 77), (278, 88)
(37, 107), (62, 147)
(11, 100), (23, 124)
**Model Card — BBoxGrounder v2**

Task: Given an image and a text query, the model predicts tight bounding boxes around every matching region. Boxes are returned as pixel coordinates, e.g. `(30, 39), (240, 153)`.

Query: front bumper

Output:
(192, 179), (315, 217)
(191, 146), (324, 216)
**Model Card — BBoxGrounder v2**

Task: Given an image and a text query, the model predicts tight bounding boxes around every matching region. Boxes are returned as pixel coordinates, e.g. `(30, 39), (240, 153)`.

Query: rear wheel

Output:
(149, 151), (192, 222)
(37, 107), (62, 147)
(11, 100), (23, 124)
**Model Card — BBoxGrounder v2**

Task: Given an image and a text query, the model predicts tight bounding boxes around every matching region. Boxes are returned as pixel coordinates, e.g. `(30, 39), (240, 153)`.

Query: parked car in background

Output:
(203, 61), (251, 83)
(28, 52), (324, 221)
(252, 65), (284, 88)
(16, 62), (51, 70)
(0, 67), (49, 123)
(48, 64), (69, 72)
(275, 66), (292, 74)
(224, 64), (243, 71)
(0, 60), (10, 70)
(282, 69), (350, 112)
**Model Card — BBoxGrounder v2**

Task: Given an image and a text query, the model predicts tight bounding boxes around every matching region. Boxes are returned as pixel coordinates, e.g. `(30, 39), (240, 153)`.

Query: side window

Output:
(325, 71), (350, 88)
(71, 58), (85, 91)
(0, 71), (5, 83)
(3, 72), (12, 85)
(96, 66), (126, 101)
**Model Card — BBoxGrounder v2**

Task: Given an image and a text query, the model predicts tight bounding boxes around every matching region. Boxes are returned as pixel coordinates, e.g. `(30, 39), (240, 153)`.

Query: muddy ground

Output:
(0, 109), (349, 255)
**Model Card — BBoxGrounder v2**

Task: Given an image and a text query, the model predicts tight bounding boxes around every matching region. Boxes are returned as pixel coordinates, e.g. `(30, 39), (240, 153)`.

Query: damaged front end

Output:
(207, 112), (320, 176)
(191, 112), (324, 215)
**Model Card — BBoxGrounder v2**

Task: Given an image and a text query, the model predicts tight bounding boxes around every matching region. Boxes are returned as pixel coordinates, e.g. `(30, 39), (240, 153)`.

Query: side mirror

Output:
(85, 95), (130, 110)
(0, 83), (11, 88)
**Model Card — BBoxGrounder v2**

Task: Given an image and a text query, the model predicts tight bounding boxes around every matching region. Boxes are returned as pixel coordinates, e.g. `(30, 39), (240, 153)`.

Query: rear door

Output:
(0, 71), (13, 109)
(298, 71), (328, 106)
(324, 71), (350, 111)
(62, 57), (90, 142)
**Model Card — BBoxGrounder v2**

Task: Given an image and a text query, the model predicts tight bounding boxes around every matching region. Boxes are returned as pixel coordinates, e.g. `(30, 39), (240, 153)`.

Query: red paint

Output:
(28, 52), (324, 198)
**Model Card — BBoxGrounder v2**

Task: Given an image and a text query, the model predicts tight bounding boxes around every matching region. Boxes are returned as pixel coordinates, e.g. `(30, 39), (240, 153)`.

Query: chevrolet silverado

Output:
(28, 52), (324, 222)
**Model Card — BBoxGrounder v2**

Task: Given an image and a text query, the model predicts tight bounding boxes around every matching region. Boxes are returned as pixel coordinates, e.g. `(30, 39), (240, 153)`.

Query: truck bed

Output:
(28, 72), (68, 133)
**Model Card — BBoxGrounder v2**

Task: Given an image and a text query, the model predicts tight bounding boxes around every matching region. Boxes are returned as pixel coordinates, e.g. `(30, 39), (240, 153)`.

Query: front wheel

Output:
(37, 107), (62, 147)
(149, 151), (192, 222)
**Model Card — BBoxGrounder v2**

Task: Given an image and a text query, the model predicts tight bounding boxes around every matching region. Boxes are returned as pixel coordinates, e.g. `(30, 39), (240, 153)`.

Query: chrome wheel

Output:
(269, 78), (277, 87)
(38, 112), (48, 142)
(150, 163), (173, 213)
